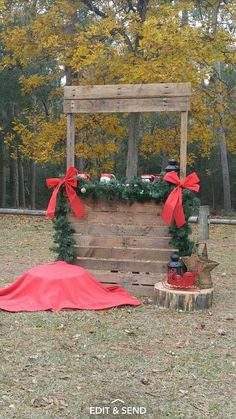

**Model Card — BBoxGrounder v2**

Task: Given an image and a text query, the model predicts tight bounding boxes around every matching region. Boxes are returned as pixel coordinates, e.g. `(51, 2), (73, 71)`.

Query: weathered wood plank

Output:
(89, 270), (157, 285)
(76, 201), (164, 214)
(89, 271), (157, 297)
(76, 257), (166, 273)
(71, 223), (169, 236)
(124, 284), (154, 298)
(64, 97), (190, 113)
(90, 271), (156, 297)
(66, 113), (75, 168)
(180, 111), (188, 179)
(76, 246), (176, 260)
(64, 83), (191, 100)
(69, 211), (166, 226)
(124, 285), (154, 300)
(73, 234), (171, 248)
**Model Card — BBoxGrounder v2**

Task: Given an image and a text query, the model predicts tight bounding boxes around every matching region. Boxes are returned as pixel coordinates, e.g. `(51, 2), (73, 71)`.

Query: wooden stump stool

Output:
(154, 282), (213, 312)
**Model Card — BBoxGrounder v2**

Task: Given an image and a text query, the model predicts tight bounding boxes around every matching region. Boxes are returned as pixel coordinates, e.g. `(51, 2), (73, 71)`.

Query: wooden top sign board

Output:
(64, 82), (191, 178)
(64, 83), (191, 113)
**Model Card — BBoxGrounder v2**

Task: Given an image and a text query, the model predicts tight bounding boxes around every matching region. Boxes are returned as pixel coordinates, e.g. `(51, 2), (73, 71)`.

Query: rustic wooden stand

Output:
(64, 83), (191, 179)
(64, 83), (192, 297)
(69, 200), (176, 297)
(154, 282), (213, 311)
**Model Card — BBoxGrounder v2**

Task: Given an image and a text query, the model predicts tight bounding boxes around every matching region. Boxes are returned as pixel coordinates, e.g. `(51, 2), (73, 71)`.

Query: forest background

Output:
(0, 0), (235, 213)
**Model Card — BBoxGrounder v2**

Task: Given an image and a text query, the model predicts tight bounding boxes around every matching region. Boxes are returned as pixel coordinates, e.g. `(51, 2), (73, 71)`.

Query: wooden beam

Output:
(73, 234), (172, 248)
(75, 256), (166, 273)
(70, 222), (169, 236)
(64, 97), (190, 113)
(180, 111), (188, 179)
(76, 246), (175, 260)
(64, 83), (191, 100)
(199, 205), (210, 240)
(66, 113), (75, 169)
(87, 270), (158, 286)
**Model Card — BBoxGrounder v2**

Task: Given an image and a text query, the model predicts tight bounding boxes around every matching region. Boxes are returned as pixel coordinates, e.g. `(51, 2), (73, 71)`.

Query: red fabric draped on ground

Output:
(0, 262), (141, 312)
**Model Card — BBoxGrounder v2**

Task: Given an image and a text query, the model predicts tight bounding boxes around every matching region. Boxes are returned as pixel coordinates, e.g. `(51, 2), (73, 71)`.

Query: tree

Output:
(192, 0), (235, 212)
(0, 0), (235, 210)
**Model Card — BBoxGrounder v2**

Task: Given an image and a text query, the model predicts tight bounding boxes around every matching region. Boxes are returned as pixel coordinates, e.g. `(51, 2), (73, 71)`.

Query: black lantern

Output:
(165, 159), (180, 174)
(167, 254), (184, 276)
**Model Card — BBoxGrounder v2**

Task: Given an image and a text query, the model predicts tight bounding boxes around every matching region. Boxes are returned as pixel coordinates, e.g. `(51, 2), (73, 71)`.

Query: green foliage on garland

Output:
(77, 176), (169, 204)
(51, 176), (200, 261)
(76, 177), (200, 256)
(50, 187), (77, 262)
(168, 189), (200, 255)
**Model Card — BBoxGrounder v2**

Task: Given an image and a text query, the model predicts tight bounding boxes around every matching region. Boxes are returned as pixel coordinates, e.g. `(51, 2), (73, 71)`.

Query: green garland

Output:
(51, 176), (200, 261)
(50, 188), (77, 262)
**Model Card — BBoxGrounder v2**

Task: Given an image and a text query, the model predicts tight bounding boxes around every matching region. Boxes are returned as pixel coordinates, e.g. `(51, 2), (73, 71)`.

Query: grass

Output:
(0, 215), (235, 419)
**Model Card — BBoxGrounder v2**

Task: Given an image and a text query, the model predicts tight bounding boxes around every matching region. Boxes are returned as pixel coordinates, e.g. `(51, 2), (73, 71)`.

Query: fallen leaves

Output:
(140, 377), (150, 385)
(179, 389), (189, 396)
(0, 219), (235, 418)
(124, 329), (137, 336)
(225, 314), (234, 321)
(31, 395), (68, 410)
(218, 329), (227, 336)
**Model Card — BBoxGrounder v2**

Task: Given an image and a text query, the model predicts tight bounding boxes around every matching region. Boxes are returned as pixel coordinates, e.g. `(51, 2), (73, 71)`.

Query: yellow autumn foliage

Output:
(0, 0), (235, 169)
(74, 114), (126, 174)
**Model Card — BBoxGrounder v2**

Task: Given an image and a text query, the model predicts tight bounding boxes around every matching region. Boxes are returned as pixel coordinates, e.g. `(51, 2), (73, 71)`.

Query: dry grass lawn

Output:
(0, 215), (235, 419)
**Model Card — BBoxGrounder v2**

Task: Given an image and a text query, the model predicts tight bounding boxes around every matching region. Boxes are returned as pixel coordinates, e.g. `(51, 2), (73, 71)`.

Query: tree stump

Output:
(154, 282), (213, 312)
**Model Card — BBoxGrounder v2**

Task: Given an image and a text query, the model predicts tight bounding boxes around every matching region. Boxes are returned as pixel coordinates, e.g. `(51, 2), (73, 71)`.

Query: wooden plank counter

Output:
(70, 200), (176, 297)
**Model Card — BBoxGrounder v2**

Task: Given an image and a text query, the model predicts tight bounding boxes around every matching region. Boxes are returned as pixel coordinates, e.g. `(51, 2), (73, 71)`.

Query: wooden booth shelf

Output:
(64, 82), (192, 298)
(70, 200), (177, 297)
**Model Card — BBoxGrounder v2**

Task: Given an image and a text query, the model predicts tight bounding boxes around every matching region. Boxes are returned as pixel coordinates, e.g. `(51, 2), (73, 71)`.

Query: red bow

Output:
(162, 171), (200, 228)
(46, 166), (85, 219)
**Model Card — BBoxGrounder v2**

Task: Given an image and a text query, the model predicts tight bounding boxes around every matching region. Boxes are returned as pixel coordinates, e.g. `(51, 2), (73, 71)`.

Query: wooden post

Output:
(199, 205), (210, 240)
(180, 111), (188, 179)
(67, 113), (75, 169)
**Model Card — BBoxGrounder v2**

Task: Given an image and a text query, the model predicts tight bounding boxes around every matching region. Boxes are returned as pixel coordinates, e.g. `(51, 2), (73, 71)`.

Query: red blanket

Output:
(0, 261), (141, 312)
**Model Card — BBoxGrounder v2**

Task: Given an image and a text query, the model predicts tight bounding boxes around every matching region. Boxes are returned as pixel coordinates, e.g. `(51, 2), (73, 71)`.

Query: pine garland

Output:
(51, 176), (200, 261)
(50, 187), (77, 262)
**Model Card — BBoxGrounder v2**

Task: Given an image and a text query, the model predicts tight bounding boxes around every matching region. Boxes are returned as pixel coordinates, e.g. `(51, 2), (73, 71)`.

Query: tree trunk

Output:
(212, 183), (216, 211)
(181, 8), (188, 26)
(76, 156), (85, 173)
(126, 113), (141, 179)
(215, 61), (231, 213)
(13, 156), (20, 208)
(0, 143), (7, 207)
(161, 152), (168, 171)
(219, 130), (231, 213)
(19, 159), (26, 208)
(154, 282), (213, 312)
(30, 160), (36, 209)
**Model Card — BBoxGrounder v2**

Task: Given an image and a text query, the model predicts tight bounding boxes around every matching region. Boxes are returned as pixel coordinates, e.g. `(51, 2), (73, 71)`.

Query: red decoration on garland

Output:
(167, 268), (199, 288)
(77, 173), (91, 180)
(46, 166), (85, 219)
(100, 173), (115, 182)
(162, 171), (200, 228)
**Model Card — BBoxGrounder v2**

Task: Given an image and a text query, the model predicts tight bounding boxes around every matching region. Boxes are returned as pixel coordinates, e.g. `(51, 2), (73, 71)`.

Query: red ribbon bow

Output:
(162, 171), (200, 228)
(46, 166), (85, 219)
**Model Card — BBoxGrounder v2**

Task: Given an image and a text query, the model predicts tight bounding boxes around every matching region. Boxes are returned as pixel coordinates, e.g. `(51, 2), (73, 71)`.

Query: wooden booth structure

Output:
(64, 83), (191, 297)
